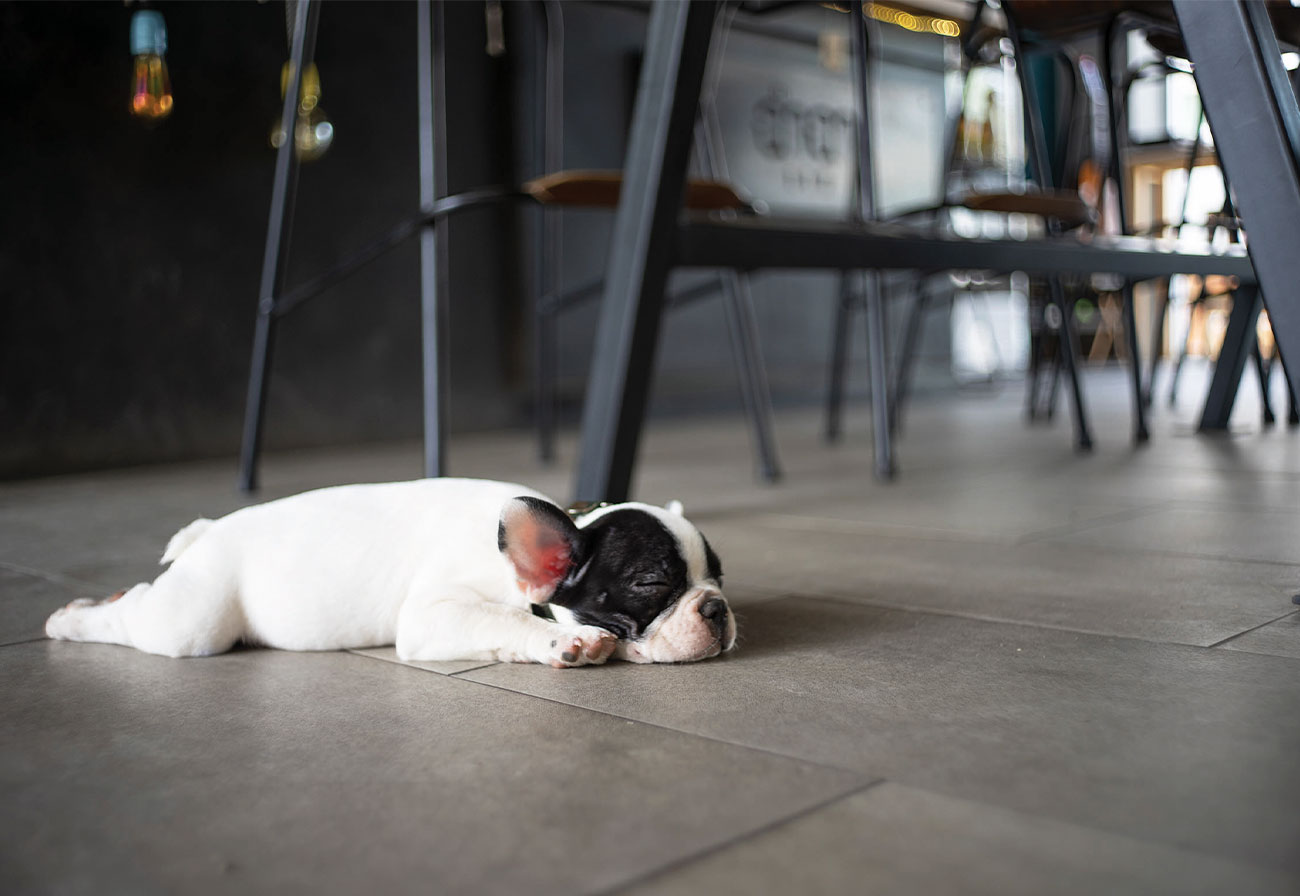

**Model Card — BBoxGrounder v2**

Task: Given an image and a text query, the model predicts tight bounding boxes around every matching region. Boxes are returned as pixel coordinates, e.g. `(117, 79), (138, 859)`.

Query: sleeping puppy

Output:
(45, 478), (735, 667)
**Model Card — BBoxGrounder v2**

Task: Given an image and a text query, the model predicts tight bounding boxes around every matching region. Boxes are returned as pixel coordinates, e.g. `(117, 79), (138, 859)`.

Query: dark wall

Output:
(2, 0), (519, 478)
(2, 1), (952, 480)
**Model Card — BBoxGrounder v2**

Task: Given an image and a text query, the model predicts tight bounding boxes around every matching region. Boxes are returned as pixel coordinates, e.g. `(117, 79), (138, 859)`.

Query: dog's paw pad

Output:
(547, 627), (616, 668)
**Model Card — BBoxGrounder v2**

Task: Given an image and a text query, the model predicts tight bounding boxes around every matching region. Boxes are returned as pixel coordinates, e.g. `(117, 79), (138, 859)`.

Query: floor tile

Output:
(750, 485), (1143, 544)
(461, 597), (1300, 873)
(620, 782), (1300, 896)
(348, 646), (497, 676)
(0, 641), (866, 896)
(0, 567), (79, 647)
(705, 517), (1298, 647)
(1219, 610), (1300, 659)
(1047, 504), (1300, 567)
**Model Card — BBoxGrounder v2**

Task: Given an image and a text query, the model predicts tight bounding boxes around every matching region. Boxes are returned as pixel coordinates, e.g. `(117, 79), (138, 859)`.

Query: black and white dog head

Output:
(498, 497), (736, 663)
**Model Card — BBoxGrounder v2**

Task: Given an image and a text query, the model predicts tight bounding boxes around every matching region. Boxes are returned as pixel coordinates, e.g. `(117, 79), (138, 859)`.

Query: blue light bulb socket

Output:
(130, 10), (168, 57)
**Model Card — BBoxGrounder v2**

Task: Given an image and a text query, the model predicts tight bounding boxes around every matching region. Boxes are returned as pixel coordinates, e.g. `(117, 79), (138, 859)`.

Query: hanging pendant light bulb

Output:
(129, 9), (173, 122)
(269, 61), (334, 162)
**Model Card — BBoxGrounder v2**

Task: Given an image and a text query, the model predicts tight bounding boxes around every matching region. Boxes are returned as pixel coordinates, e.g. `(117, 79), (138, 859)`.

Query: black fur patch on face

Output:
(548, 509), (689, 640)
(703, 535), (723, 585)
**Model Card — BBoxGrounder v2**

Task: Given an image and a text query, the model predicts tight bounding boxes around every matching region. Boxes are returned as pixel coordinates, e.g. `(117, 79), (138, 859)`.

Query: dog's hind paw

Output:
(45, 598), (97, 640)
(546, 626), (616, 668)
(45, 590), (129, 641)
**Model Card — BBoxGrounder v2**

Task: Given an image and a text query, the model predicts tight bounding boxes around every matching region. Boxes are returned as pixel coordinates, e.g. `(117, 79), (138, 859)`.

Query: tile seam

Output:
(778, 592), (1300, 654)
(1206, 609), (1300, 649)
(443, 666), (877, 780)
(593, 778), (887, 896)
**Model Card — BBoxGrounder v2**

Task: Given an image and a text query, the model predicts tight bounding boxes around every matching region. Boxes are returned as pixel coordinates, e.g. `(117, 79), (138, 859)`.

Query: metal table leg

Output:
(572, 0), (720, 503)
(849, 8), (895, 480)
(1175, 0), (1300, 414)
(416, 0), (450, 478)
(1198, 286), (1261, 431)
(238, 0), (319, 493)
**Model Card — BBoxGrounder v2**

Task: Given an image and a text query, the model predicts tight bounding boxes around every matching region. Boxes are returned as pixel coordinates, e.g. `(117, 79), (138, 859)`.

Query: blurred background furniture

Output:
(574, 0), (1263, 503)
(238, 0), (781, 493)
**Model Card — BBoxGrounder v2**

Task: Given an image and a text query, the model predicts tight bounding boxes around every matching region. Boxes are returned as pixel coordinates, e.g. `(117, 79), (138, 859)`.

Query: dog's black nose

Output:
(699, 597), (727, 630)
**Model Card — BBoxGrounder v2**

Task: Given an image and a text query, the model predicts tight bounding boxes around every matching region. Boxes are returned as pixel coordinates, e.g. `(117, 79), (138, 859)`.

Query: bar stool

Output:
(826, 0), (1098, 452)
(237, 0), (781, 492)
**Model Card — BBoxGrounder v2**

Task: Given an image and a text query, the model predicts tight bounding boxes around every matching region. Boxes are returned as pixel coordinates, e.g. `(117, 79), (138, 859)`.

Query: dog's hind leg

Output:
(45, 562), (244, 658)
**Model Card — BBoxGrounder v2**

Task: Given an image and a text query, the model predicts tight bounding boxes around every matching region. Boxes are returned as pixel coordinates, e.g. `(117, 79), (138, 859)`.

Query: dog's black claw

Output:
(561, 650), (578, 663)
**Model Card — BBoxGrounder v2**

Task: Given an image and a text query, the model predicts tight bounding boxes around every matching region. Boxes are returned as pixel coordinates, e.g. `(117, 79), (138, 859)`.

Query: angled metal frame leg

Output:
(825, 275), (856, 443)
(850, 6), (895, 479)
(535, 0), (565, 464)
(694, 68), (781, 484)
(1048, 278), (1094, 449)
(238, 0), (318, 493)
(1199, 286), (1261, 430)
(1144, 285), (1168, 407)
(1120, 281), (1150, 441)
(1252, 339), (1275, 426)
(1176, 0), (1300, 407)
(1005, 8), (1093, 452)
(1103, 18), (1149, 443)
(890, 276), (929, 435)
(417, 0), (450, 478)
(864, 271), (894, 478)
(718, 270), (782, 482)
(573, 0), (720, 503)
(1289, 369), (1300, 426)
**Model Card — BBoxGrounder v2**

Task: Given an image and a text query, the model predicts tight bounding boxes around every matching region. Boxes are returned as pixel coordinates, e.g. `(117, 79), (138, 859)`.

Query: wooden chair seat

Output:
(523, 169), (754, 212)
(961, 190), (1095, 230)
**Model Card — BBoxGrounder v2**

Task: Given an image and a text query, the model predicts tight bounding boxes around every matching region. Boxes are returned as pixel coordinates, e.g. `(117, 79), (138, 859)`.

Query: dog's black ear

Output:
(498, 497), (582, 600)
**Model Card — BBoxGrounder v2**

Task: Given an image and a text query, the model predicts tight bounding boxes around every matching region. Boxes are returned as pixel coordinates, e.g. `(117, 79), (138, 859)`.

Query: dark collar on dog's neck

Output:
(530, 603), (556, 622)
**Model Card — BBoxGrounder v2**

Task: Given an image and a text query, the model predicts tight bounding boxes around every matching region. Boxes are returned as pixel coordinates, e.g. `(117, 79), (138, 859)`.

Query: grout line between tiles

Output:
(447, 662), (502, 675)
(1206, 609), (1300, 649)
(595, 779), (887, 896)
(438, 664), (879, 780)
(753, 513), (1021, 547)
(0, 560), (107, 593)
(1012, 504), (1169, 546)
(773, 592), (1300, 656)
(0, 636), (47, 650)
(343, 648), (501, 677)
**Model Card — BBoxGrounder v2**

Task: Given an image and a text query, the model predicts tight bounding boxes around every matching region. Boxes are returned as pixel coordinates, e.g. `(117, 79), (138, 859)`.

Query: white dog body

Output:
(46, 478), (735, 667)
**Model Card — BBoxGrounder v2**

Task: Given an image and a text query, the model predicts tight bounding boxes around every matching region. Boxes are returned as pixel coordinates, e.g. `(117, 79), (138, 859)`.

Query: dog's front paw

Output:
(544, 626), (616, 669)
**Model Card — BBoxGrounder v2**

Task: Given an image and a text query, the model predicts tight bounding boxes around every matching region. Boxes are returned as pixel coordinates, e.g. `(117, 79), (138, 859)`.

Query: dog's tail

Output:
(161, 519), (215, 565)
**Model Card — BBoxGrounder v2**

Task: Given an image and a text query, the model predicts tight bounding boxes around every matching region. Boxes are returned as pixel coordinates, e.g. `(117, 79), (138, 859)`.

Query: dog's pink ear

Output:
(498, 497), (582, 599)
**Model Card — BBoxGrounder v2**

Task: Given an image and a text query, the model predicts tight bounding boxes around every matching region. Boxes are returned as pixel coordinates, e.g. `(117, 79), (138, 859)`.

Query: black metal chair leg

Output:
(1252, 341), (1275, 425)
(416, 0), (449, 479)
(535, 298), (559, 462)
(1045, 351), (1062, 421)
(534, 0), (564, 464)
(238, 0), (318, 493)
(1166, 298), (1198, 407)
(1026, 288), (1045, 420)
(1121, 281), (1149, 442)
(825, 275), (856, 443)
(1049, 277), (1094, 451)
(719, 271), (782, 482)
(573, 0), (719, 503)
(864, 271), (895, 478)
(1144, 285), (1168, 408)
(890, 276), (929, 435)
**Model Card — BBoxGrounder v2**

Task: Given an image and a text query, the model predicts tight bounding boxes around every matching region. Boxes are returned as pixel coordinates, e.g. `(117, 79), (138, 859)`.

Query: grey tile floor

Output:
(3, 368), (1298, 895)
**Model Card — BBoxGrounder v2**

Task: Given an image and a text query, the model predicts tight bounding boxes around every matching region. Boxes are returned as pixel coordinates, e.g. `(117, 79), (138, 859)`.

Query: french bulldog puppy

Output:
(45, 478), (735, 667)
